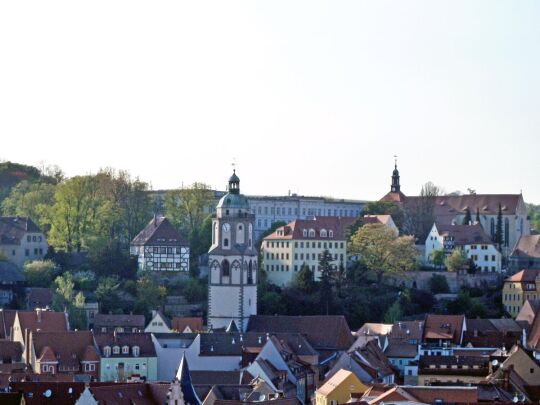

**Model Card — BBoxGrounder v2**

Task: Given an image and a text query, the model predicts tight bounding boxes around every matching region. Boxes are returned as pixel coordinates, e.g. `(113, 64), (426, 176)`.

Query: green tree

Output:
(349, 223), (417, 283)
(495, 203), (503, 248)
(318, 249), (334, 314)
(383, 299), (404, 323)
(462, 208), (472, 225)
(22, 260), (56, 287)
(134, 274), (167, 316)
(51, 273), (87, 329)
(527, 203), (540, 232)
(95, 277), (121, 314)
(444, 249), (469, 272)
(291, 263), (316, 294)
(361, 201), (405, 233)
(1, 181), (56, 232)
(164, 182), (214, 235)
(476, 208), (481, 226)
(429, 274), (450, 294)
(429, 249), (445, 270)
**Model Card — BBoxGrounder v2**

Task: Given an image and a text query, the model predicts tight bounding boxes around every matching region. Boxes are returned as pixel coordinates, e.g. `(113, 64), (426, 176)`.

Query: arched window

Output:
(113, 346), (120, 354)
(222, 260), (230, 277)
(236, 223), (245, 244)
(122, 345), (129, 354)
(320, 229), (327, 238)
(248, 261), (253, 284)
(232, 260), (241, 273)
(504, 218), (509, 247)
(309, 229), (315, 238)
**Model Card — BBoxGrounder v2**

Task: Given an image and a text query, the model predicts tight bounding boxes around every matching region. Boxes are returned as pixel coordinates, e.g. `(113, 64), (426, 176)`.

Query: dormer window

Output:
(329, 230), (334, 238)
(308, 229), (315, 238)
(303, 229), (307, 237)
(122, 346), (129, 354)
(113, 346), (120, 354)
(132, 346), (140, 357)
(104, 346), (111, 357)
(320, 229), (327, 238)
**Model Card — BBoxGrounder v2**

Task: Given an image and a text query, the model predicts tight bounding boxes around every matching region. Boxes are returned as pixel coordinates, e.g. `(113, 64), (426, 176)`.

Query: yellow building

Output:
(315, 369), (368, 405)
(502, 269), (540, 317)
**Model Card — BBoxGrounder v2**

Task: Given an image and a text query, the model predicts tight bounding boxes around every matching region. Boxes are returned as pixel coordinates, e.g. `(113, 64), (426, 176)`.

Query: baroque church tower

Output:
(207, 170), (257, 332)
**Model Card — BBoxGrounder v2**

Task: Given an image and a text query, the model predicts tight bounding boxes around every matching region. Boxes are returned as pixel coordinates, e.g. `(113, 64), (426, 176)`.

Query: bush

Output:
(22, 260), (57, 287)
(429, 274), (450, 294)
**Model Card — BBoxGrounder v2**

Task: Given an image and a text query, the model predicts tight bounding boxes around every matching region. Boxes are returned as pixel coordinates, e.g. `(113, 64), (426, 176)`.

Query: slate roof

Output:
(434, 223), (494, 246)
(31, 331), (99, 369)
(0, 261), (25, 283)
(384, 343), (418, 358)
(0, 217), (42, 246)
(512, 235), (540, 258)
(95, 332), (156, 358)
(263, 217), (355, 241)
(94, 313), (146, 330)
(247, 315), (353, 350)
(10, 381), (85, 405)
(131, 216), (187, 247)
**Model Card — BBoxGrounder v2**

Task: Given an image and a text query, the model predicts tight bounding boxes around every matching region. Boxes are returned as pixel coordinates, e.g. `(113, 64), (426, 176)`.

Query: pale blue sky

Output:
(1, 1), (539, 202)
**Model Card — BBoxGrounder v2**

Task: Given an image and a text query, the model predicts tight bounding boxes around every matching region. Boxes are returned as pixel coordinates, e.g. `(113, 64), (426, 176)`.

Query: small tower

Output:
(391, 156), (401, 193)
(207, 170), (257, 332)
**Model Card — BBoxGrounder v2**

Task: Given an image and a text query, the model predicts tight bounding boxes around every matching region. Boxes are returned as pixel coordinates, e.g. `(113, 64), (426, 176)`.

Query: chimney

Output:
(36, 308), (42, 323)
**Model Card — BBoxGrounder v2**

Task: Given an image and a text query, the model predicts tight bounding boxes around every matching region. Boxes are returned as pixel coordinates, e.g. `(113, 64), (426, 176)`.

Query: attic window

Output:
(113, 346), (120, 354)
(303, 229), (307, 237)
(308, 229), (315, 237)
(329, 230), (334, 238)
(122, 346), (129, 354)
(133, 346), (140, 357)
(320, 229), (327, 238)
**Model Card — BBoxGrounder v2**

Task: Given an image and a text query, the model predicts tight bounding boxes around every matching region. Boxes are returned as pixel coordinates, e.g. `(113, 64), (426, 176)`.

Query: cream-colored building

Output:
(425, 223), (502, 273)
(261, 217), (353, 287)
(502, 269), (540, 317)
(0, 217), (48, 268)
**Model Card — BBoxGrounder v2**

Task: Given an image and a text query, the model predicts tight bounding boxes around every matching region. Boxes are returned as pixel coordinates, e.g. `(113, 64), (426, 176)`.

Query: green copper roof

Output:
(216, 192), (250, 209)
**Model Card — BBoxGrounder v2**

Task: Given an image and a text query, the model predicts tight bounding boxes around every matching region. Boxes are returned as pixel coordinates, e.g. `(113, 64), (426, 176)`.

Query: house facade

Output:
(424, 223), (502, 273)
(130, 216), (189, 272)
(502, 269), (540, 317)
(94, 313), (145, 334)
(509, 235), (540, 274)
(0, 217), (48, 268)
(95, 332), (157, 382)
(261, 217), (352, 286)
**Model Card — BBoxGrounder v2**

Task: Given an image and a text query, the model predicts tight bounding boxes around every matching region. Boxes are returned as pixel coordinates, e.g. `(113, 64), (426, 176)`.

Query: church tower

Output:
(207, 170), (257, 332)
(391, 158), (401, 193)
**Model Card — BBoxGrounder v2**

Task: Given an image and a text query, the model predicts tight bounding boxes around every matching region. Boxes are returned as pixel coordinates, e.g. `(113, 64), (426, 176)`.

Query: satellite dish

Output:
(44, 389), (52, 398)
(68, 387), (73, 394)
(491, 359), (499, 367)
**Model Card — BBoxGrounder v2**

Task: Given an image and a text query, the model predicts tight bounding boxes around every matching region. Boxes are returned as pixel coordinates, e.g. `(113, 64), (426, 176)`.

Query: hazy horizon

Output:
(1, 1), (539, 203)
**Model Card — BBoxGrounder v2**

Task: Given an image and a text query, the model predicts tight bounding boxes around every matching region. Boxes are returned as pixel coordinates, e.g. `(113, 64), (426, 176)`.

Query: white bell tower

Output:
(207, 170), (257, 332)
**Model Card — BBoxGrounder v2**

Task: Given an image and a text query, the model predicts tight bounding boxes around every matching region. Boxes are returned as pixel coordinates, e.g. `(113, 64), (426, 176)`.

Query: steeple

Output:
(391, 155), (400, 193)
(228, 169), (240, 195)
(176, 354), (201, 405)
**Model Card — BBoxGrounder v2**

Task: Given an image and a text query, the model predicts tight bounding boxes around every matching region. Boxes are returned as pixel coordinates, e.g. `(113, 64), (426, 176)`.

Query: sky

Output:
(1, 1), (539, 202)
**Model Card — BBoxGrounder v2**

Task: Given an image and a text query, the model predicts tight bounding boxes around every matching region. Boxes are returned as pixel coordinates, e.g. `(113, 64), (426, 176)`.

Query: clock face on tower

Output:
(222, 223), (230, 232)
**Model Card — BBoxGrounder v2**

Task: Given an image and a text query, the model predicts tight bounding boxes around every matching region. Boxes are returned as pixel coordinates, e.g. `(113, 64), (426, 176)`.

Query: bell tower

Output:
(391, 155), (401, 193)
(207, 170), (257, 332)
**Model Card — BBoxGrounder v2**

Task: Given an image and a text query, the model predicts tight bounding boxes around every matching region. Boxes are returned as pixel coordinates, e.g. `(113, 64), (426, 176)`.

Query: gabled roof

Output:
(94, 313), (146, 330)
(423, 314), (464, 344)
(0, 216), (43, 246)
(95, 332), (156, 357)
(316, 369), (362, 397)
(527, 302), (540, 350)
(131, 216), (187, 247)
(263, 217), (355, 241)
(517, 299), (540, 325)
(26, 288), (54, 309)
(178, 354), (201, 405)
(505, 268), (540, 283)
(172, 317), (204, 333)
(247, 315), (353, 350)
(379, 191), (407, 203)
(0, 309), (17, 339)
(511, 235), (540, 258)
(16, 309), (68, 335)
(31, 331), (98, 369)
(389, 320), (424, 342)
(433, 223), (494, 246)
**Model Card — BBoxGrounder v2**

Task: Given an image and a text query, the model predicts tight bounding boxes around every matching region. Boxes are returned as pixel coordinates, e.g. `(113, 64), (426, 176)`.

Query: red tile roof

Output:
(379, 191), (407, 203)
(0, 309), (17, 339)
(505, 269), (540, 283)
(171, 317), (204, 333)
(512, 235), (540, 259)
(94, 333), (156, 358)
(435, 223), (493, 245)
(263, 217), (355, 241)
(0, 341), (22, 362)
(16, 309), (68, 335)
(423, 314), (465, 345)
(10, 381), (85, 405)
(31, 331), (99, 370)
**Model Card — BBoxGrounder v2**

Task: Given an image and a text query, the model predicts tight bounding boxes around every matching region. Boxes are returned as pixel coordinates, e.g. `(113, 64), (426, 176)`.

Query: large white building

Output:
(207, 171), (257, 332)
(261, 217), (353, 286)
(0, 217), (48, 268)
(424, 223), (502, 273)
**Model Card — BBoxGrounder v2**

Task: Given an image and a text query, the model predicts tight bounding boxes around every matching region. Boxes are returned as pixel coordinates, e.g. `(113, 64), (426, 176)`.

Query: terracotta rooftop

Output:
(10, 381), (85, 405)
(512, 235), (540, 258)
(26, 288), (54, 309)
(31, 331), (99, 370)
(505, 269), (540, 283)
(263, 217), (355, 241)
(171, 317), (204, 333)
(0, 309), (17, 339)
(423, 314), (465, 345)
(16, 309), (68, 335)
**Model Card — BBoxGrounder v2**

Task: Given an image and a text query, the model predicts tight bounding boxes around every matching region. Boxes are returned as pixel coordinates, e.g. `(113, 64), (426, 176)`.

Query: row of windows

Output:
(152, 247), (185, 254)
(265, 241), (345, 249)
(266, 251), (344, 262)
(24, 248), (44, 256)
(27, 235), (43, 242)
(103, 345), (140, 357)
(255, 206), (360, 217)
(469, 255), (497, 262)
(266, 263), (340, 273)
(504, 293), (521, 302)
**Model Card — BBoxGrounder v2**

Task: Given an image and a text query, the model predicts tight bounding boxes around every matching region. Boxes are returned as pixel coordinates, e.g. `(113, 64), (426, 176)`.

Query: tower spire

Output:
(391, 155), (400, 193)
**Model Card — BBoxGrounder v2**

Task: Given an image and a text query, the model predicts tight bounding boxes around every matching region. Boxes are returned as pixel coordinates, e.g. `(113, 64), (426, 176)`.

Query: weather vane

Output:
(394, 154), (398, 167)
(231, 158), (237, 173)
